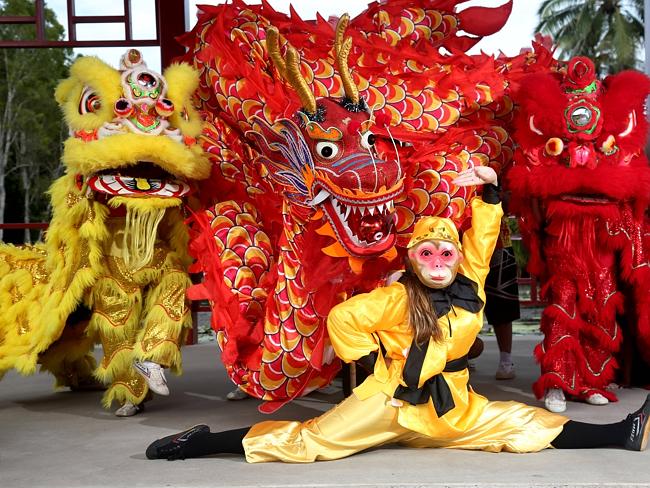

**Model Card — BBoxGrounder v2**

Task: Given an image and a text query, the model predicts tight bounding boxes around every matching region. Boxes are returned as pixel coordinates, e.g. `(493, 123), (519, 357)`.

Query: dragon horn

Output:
(266, 27), (286, 78)
(266, 26), (317, 114)
(334, 14), (360, 104)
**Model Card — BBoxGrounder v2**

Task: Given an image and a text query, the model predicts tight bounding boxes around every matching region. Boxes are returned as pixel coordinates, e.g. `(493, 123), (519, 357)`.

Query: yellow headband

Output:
(407, 216), (462, 250)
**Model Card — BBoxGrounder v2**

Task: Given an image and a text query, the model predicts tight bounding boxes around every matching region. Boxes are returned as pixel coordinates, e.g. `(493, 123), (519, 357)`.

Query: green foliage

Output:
(536, 0), (644, 75)
(0, 0), (72, 243)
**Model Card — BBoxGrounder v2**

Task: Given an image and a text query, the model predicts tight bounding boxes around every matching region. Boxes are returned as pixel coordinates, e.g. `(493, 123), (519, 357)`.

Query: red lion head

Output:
(511, 57), (650, 218)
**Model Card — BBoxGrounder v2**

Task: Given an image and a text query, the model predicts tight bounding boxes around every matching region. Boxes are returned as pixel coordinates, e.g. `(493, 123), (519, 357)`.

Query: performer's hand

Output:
(452, 166), (498, 187)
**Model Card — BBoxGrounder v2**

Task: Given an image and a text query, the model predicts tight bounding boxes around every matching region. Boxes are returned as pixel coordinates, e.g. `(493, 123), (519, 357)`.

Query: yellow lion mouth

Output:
(86, 162), (193, 198)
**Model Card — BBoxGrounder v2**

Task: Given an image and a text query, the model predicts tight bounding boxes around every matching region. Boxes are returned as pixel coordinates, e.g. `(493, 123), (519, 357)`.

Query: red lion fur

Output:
(508, 57), (650, 400)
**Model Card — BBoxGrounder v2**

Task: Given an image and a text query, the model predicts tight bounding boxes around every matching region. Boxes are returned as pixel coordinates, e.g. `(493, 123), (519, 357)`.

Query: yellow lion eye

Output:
(79, 88), (101, 114)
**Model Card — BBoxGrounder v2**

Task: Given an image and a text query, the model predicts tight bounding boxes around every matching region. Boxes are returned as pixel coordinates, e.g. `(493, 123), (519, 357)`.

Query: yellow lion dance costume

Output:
(0, 49), (210, 415)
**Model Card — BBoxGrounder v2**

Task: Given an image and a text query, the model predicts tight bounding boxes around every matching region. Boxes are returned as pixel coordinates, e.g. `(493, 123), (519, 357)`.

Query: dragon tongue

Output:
(357, 213), (390, 243)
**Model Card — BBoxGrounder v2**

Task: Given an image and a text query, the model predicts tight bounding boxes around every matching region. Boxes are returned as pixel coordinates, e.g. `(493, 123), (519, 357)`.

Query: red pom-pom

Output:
(564, 57), (596, 90)
(347, 120), (361, 135)
(375, 112), (391, 127)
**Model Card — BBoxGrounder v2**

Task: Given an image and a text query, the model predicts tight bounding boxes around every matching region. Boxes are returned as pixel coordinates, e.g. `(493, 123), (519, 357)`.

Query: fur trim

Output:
(163, 63), (204, 138)
(101, 379), (148, 408)
(38, 327), (97, 389)
(63, 134), (210, 180)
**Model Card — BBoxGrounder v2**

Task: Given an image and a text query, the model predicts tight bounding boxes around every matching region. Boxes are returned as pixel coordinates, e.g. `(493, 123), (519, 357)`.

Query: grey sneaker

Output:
(495, 361), (515, 380)
(585, 392), (609, 405)
(134, 361), (169, 396)
(624, 394), (650, 451)
(544, 388), (567, 413)
(115, 401), (143, 417)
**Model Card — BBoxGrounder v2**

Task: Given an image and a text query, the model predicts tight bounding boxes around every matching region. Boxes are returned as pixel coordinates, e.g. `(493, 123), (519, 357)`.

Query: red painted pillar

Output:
(158, 0), (186, 68)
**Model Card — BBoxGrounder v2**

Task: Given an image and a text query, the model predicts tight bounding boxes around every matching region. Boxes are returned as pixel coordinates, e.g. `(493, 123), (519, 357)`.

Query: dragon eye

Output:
(315, 141), (340, 160)
(79, 88), (101, 114)
(360, 131), (376, 150)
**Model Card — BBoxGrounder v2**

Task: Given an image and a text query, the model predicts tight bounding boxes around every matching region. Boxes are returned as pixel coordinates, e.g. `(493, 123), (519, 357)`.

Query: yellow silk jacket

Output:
(327, 197), (503, 438)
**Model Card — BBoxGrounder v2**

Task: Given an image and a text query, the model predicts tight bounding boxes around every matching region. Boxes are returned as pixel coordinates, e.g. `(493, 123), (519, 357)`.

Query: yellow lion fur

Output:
(0, 52), (210, 409)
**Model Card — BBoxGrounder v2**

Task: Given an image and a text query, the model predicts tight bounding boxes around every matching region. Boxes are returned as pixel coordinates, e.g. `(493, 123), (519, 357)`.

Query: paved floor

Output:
(1, 336), (648, 488)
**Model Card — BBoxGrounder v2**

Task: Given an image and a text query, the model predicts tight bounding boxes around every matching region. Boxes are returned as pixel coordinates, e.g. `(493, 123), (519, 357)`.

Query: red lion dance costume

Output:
(509, 57), (650, 409)
(181, 0), (551, 412)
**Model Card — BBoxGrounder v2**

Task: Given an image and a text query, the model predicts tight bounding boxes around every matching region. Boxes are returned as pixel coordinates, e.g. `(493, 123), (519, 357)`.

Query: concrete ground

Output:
(1, 336), (649, 488)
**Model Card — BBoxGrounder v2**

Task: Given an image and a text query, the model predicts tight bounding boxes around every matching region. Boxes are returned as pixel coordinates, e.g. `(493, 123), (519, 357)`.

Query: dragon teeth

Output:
(330, 198), (397, 223)
(310, 189), (330, 206)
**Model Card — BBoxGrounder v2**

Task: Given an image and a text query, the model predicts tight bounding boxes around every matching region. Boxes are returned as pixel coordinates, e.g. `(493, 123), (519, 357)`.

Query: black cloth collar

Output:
(426, 273), (484, 317)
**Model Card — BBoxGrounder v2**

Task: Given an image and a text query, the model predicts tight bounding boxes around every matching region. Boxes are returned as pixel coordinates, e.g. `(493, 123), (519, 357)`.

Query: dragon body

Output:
(182, 0), (551, 411)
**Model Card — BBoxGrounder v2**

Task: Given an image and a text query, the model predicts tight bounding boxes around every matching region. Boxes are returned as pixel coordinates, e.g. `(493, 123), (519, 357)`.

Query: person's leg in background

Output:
(493, 321), (515, 380)
(485, 247), (521, 380)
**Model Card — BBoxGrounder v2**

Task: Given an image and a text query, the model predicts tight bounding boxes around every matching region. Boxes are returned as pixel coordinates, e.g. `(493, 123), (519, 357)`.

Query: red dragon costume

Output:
(181, 0), (552, 412)
(508, 57), (650, 408)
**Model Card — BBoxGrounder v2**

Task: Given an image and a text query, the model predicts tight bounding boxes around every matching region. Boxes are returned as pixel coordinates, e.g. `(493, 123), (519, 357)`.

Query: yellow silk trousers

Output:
(243, 392), (568, 463)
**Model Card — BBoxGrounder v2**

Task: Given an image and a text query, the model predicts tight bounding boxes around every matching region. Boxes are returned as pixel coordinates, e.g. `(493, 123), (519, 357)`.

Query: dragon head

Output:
(247, 17), (403, 259)
(55, 49), (211, 201)
(513, 57), (650, 215)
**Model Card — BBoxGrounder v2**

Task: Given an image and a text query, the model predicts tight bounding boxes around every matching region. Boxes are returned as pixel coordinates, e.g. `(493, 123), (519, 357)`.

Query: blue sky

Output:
(50, 0), (544, 73)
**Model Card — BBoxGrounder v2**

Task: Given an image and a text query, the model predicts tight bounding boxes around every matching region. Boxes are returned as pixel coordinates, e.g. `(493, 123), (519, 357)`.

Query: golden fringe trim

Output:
(133, 268), (193, 373)
(87, 278), (143, 340)
(107, 196), (183, 212)
(108, 196), (182, 270)
(94, 344), (135, 383)
(108, 197), (174, 271)
(102, 380), (148, 409)
(161, 208), (192, 268)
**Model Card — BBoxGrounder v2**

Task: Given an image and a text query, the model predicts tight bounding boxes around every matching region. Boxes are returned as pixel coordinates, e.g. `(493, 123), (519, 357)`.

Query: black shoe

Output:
(146, 424), (210, 460)
(624, 394), (650, 451)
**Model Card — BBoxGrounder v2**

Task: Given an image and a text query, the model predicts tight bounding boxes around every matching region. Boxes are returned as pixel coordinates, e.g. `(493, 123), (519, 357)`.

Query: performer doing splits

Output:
(146, 167), (650, 462)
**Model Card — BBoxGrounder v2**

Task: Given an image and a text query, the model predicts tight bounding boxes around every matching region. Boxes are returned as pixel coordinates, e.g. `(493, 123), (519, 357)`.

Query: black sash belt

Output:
(393, 351), (469, 418)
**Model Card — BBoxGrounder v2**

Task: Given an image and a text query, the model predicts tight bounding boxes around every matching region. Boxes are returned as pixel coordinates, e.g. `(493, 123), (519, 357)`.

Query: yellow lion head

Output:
(54, 49), (210, 198)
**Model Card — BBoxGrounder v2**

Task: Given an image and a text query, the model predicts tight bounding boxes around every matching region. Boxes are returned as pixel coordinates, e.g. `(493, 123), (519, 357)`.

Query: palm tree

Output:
(536, 0), (644, 74)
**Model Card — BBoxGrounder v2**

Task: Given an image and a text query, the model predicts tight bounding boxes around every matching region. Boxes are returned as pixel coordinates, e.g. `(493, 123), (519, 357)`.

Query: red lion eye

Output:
(544, 137), (564, 156)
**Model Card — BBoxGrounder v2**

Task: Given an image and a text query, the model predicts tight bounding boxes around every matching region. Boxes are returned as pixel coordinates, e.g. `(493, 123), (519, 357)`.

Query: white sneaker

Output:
(226, 388), (249, 401)
(495, 362), (516, 380)
(586, 392), (609, 405)
(115, 402), (142, 417)
(544, 388), (567, 413)
(134, 361), (169, 396)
